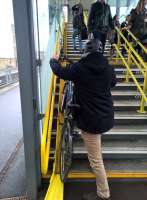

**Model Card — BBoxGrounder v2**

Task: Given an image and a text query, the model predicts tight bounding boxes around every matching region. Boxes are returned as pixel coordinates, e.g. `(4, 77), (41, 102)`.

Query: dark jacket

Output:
(88, 1), (113, 33)
(50, 52), (116, 134)
(73, 13), (82, 30)
(130, 9), (147, 40)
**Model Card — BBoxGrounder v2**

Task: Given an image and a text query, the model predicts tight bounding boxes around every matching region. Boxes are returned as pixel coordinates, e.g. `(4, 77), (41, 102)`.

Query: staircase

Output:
(63, 23), (147, 200)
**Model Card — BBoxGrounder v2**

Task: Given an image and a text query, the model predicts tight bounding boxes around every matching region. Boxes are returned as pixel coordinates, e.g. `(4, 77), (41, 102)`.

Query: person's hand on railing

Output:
(52, 54), (60, 61)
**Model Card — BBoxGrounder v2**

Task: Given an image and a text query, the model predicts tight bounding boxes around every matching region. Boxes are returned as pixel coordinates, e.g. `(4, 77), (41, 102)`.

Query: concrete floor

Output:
(0, 84), (26, 198)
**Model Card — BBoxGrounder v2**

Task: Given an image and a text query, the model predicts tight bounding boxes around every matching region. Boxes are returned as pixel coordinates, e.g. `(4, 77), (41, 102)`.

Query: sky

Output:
(0, 0), (49, 59)
(0, 0), (14, 58)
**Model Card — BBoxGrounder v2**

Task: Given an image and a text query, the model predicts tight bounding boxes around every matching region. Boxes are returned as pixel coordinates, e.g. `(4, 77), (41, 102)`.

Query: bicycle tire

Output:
(60, 120), (73, 182)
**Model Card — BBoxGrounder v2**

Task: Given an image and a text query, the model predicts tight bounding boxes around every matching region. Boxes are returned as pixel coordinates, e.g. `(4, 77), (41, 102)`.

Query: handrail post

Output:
(64, 23), (67, 57)
(116, 30), (120, 64)
(138, 70), (147, 113)
(126, 45), (131, 82)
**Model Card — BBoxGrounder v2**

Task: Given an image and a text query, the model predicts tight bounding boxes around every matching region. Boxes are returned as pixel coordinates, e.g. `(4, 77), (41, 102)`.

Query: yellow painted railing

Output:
(41, 74), (57, 175)
(84, 10), (88, 25)
(44, 20), (68, 200)
(126, 29), (147, 54)
(114, 27), (147, 113)
(41, 16), (65, 175)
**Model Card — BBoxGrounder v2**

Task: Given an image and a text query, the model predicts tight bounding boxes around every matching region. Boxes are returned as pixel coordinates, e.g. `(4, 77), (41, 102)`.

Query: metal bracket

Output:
(37, 113), (45, 120)
(36, 59), (42, 67)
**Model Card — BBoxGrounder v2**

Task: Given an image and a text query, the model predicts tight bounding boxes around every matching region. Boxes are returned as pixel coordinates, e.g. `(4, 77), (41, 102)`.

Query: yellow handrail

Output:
(126, 29), (147, 54)
(115, 27), (147, 70)
(41, 74), (54, 175)
(41, 17), (65, 175)
(43, 17), (66, 200)
(84, 10), (88, 25)
(114, 44), (147, 102)
(114, 27), (147, 113)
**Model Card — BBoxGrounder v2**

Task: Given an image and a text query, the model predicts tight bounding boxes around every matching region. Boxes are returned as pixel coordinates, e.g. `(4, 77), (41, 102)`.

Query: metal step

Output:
(54, 100), (146, 112)
(71, 158), (147, 172)
(116, 74), (144, 82)
(114, 111), (147, 125)
(112, 82), (143, 91)
(73, 136), (147, 148)
(73, 145), (147, 159)
(114, 100), (146, 111)
(51, 128), (147, 142)
(111, 90), (140, 100)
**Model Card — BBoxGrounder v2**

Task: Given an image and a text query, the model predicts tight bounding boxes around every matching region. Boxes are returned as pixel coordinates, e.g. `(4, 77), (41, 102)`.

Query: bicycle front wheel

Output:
(60, 120), (73, 182)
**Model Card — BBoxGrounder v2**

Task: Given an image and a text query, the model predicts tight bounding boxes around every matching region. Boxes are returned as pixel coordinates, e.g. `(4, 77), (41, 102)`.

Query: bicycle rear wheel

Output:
(60, 120), (73, 182)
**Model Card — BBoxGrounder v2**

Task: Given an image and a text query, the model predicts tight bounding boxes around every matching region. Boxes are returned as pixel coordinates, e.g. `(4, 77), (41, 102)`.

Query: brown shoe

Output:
(82, 192), (111, 200)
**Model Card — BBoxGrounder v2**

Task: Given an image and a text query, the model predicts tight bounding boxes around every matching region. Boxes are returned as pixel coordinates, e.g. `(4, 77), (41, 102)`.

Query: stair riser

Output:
(112, 86), (139, 90)
(112, 95), (138, 100)
(49, 150), (147, 159)
(116, 77), (143, 82)
(51, 133), (147, 146)
(114, 119), (146, 125)
(74, 134), (147, 141)
(72, 154), (147, 159)
(114, 106), (140, 111)
(52, 118), (146, 133)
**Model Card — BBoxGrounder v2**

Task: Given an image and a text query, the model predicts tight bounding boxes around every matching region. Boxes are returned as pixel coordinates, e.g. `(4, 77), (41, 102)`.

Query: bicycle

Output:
(60, 80), (80, 182)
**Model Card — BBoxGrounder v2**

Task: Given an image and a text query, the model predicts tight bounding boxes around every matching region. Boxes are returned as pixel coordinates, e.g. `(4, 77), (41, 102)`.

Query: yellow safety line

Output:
(44, 174), (64, 200)
(68, 171), (147, 179)
(42, 171), (147, 179)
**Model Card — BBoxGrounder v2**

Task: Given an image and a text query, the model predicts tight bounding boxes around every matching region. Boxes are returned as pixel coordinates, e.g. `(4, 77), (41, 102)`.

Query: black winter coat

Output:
(50, 52), (116, 134)
(88, 2), (113, 33)
(130, 9), (147, 40)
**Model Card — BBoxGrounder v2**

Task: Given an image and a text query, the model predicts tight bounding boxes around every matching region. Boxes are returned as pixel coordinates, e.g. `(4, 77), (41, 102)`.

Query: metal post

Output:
(116, 31), (120, 64)
(116, 0), (120, 16)
(138, 70), (147, 113)
(126, 0), (132, 7)
(126, 46), (131, 82)
(12, 0), (41, 199)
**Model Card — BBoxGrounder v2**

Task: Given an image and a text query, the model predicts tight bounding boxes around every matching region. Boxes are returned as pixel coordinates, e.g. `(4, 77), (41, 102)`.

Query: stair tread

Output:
(114, 100), (146, 106)
(112, 90), (140, 95)
(114, 111), (147, 118)
(73, 147), (147, 153)
(115, 82), (143, 86)
(74, 139), (147, 149)
(71, 158), (147, 172)
(111, 125), (147, 131)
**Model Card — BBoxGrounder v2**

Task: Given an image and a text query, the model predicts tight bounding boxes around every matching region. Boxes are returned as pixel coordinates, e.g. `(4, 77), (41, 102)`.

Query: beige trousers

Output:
(81, 131), (110, 199)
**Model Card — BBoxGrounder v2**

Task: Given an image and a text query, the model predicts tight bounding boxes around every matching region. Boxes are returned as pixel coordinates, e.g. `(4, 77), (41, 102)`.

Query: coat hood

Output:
(80, 52), (108, 74)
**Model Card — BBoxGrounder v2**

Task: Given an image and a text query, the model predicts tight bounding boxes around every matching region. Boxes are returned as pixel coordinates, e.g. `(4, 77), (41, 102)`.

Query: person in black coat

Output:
(50, 39), (116, 200)
(88, 0), (113, 50)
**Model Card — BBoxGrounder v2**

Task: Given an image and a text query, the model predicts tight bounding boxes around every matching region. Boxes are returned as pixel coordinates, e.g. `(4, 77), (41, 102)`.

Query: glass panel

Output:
(0, 0), (26, 198)
(38, 0), (65, 113)
(37, 0), (49, 59)
(0, 0), (18, 81)
(49, 0), (57, 27)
